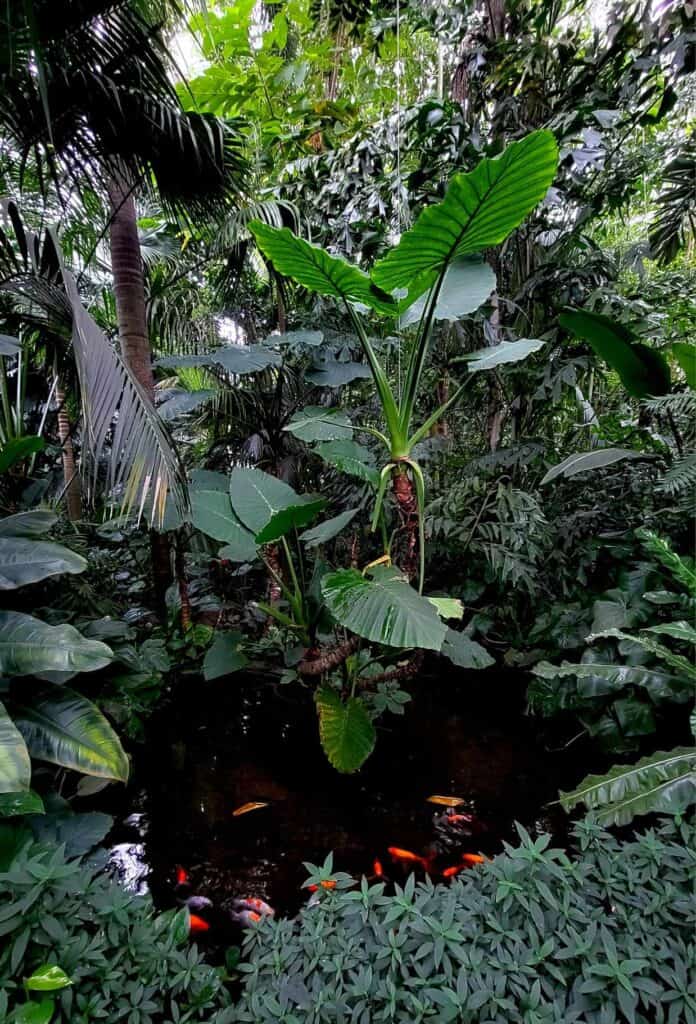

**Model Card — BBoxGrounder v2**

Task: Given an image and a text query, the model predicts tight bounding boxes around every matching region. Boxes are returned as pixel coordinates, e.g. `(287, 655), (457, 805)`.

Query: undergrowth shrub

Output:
(0, 833), (234, 1024)
(230, 818), (696, 1024)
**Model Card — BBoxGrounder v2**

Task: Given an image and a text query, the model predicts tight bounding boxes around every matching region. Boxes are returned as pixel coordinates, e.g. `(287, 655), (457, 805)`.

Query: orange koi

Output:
(462, 853), (487, 865)
(442, 865), (464, 878)
(176, 865), (188, 885)
(189, 913), (210, 933)
(427, 795), (465, 808)
(388, 847), (431, 871)
(308, 879), (337, 893)
(248, 911), (261, 923)
(447, 814), (473, 824)
(232, 801), (269, 817)
(373, 859), (384, 878)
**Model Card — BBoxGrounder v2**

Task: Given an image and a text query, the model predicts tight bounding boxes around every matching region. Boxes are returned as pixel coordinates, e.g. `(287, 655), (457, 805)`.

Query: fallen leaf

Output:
(233, 801), (269, 817)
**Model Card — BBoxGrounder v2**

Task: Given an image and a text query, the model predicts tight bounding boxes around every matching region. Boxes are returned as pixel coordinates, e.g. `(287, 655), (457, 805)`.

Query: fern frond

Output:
(658, 453), (696, 496)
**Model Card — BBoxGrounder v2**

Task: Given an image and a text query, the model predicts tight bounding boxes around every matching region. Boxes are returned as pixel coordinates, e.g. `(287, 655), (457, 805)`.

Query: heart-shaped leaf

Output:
(229, 467), (326, 543)
(315, 688), (376, 773)
(284, 406), (353, 442)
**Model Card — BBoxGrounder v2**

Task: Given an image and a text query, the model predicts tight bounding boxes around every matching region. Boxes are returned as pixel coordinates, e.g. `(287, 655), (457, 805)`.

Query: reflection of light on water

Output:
(109, 843), (149, 895)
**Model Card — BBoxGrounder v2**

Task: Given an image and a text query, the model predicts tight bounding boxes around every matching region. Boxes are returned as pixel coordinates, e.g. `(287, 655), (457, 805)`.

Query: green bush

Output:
(230, 819), (696, 1024)
(0, 831), (234, 1024)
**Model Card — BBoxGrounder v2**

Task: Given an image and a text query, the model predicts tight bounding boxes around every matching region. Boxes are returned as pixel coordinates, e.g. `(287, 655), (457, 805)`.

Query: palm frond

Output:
(658, 453), (696, 497)
(649, 138), (696, 265)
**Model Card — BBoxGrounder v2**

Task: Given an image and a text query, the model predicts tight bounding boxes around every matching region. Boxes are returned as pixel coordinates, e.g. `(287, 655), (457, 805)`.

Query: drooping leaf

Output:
(457, 338), (545, 372)
(315, 687), (376, 773)
(0, 612), (113, 677)
(300, 509), (358, 547)
(0, 435), (45, 474)
(314, 439), (379, 486)
(229, 467), (326, 544)
(264, 329), (324, 348)
(560, 309), (671, 398)
(540, 448), (644, 485)
(321, 566), (447, 651)
(250, 221), (396, 314)
(191, 488), (258, 559)
(440, 628), (495, 669)
(203, 631), (248, 680)
(0, 538), (86, 589)
(560, 748), (696, 826)
(399, 258), (496, 327)
(0, 510), (56, 536)
(670, 341), (696, 388)
(372, 131), (558, 294)
(532, 658), (689, 700)
(306, 360), (372, 387)
(643, 620), (696, 644)
(0, 699), (30, 794)
(14, 687), (129, 782)
(156, 345), (282, 375)
(284, 406), (353, 442)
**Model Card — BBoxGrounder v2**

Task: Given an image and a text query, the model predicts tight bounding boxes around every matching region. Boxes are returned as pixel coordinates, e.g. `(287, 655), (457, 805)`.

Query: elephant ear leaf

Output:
(249, 221), (396, 314)
(560, 308), (671, 398)
(372, 130), (558, 295)
(559, 747), (696, 826)
(315, 687), (376, 773)
(0, 699), (31, 794)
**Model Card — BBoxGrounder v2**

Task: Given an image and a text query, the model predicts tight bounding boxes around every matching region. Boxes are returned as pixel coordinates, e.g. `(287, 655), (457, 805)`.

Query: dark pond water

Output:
(105, 666), (594, 919)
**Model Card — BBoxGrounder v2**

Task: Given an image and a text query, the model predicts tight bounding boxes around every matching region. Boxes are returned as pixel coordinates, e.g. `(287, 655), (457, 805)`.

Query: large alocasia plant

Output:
(251, 130), (559, 590)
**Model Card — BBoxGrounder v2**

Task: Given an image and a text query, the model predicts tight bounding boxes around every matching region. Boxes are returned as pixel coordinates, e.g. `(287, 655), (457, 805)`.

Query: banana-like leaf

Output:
(13, 687), (129, 782)
(321, 566), (447, 651)
(191, 488), (258, 560)
(560, 309), (671, 398)
(0, 699), (30, 794)
(63, 271), (188, 527)
(399, 258), (496, 327)
(250, 221), (397, 315)
(0, 511), (56, 536)
(0, 537), (86, 589)
(229, 467), (326, 544)
(306, 360), (372, 387)
(532, 658), (689, 700)
(644, 620), (696, 644)
(284, 406), (353, 442)
(300, 509), (358, 547)
(541, 448), (643, 485)
(560, 747), (696, 826)
(315, 687), (376, 773)
(315, 440), (379, 487)
(457, 337), (545, 372)
(0, 611), (113, 676)
(589, 627), (696, 682)
(440, 628), (494, 669)
(372, 131), (558, 294)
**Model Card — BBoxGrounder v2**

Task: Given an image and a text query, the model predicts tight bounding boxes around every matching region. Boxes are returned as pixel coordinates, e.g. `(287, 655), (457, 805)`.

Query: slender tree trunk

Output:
(392, 468), (419, 580)
(54, 377), (82, 521)
(107, 170), (172, 616)
(175, 533), (192, 631)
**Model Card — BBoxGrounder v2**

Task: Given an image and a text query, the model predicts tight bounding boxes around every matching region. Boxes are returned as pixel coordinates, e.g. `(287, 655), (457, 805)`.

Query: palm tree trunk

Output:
(107, 170), (172, 615)
(55, 377), (82, 521)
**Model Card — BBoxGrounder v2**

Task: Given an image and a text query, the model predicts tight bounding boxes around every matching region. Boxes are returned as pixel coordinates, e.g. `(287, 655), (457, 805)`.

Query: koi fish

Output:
(373, 859), (384, 878)
(462, 853), (487, 865)
(176, 865), (189, 885)
(442, 865), (464, 878)
(388, 847), (431, 871)
(427, 795), (465, 808)
(238, 897), (275, 917)
(189, 913), (210, 933)
(232, 801), (269, 817)
(447, 813), (474, 824)
(308, 880), (337, 893)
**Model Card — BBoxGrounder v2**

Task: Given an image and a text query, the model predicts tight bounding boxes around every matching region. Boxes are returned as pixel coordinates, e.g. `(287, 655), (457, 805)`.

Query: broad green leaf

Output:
(27, 810), (113, 857)
(264, 329), (324, 348)
(315, 688), (376, 773)
(0, 510), (56, 537)
(156, 344), (281, 375)
(670, 341), (696, 388)
(541, 448), (643, 485)
(15, 998), (54, 1024)
(560, 309), (671, 397)
(0, 612), (113, 676)
(203, 631), (248, 680)
(189, 469), (228, 491)
(457, 337), (545, 372)
(300, 508), (358, 547)
(0, 699), (30, 794)
(589, 627), (696, 681)
(0, 789), (44, 816)
(157, 389), (214, 421)
(399, 258), (496, 327)
(315, 439), (379, 487)
(25, 964), (73, 991)
(306, 360), (372, 387)
(560, 747), (696, 826)
(0, 538), (87, 589)
(440, 628), (495, 669)
(229, 467), (326, 543)
(321, 566), (447, 651)
(191, 488), (258, 559)
(250, 221), (396, 314)
(428, 597), (464, 620)
(532, 658), (689, 701)
(373, 131), (558, 294)
(14, 687), (129, 782)
(0, 436), (45, 475)
(284, 405), (353, 442)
